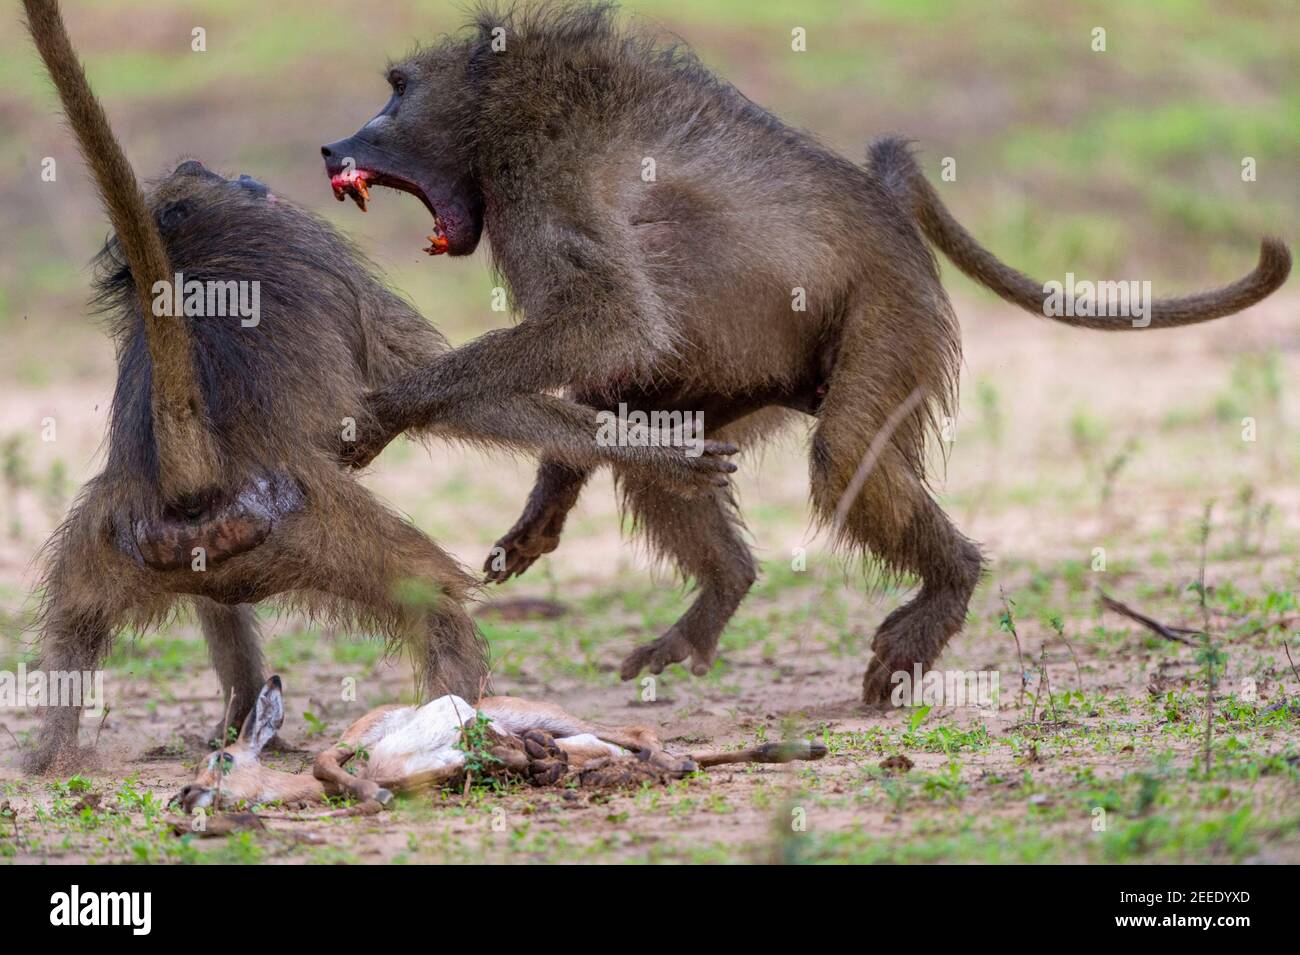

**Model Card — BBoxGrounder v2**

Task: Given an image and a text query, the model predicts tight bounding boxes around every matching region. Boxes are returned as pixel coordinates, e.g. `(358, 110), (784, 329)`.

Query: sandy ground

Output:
(0, 291), (1296, 864)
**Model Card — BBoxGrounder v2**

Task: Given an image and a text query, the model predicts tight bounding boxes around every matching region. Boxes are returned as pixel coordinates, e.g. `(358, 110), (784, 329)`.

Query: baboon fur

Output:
(322, 1), (1289, 698)
(20, 0), (730, 772)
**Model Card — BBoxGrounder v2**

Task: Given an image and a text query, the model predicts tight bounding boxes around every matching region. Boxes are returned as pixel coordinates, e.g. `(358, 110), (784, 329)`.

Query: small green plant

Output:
(1100, 437), (1139, 508)
(2, 434), (31, 540)
(339, 742), (370, 775)
(975, 377), (1003, 447)
(907, 705), (932, 734)
(455, 714), (503, 780)
(998, 591), (1028, 709)
(302, 710), (328, 738)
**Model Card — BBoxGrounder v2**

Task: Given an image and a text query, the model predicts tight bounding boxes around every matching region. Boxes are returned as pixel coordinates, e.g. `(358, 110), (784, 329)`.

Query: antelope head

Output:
(171, 676), (323, 812)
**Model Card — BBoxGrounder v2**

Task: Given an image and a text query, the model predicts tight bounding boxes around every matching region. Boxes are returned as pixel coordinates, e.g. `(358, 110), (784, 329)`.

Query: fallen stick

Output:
(1099, 591), (1202, 646)
(691, 739), (828, 768)
(255, 801), (386, 821)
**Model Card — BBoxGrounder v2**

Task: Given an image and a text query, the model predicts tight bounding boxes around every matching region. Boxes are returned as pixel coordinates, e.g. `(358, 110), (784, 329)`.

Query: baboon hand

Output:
(663, 439), (739, 494)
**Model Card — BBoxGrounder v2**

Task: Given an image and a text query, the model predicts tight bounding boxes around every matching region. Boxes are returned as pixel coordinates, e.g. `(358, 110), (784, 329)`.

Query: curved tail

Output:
(23, 0), (219, 502)
(868, 137), (1290, 330)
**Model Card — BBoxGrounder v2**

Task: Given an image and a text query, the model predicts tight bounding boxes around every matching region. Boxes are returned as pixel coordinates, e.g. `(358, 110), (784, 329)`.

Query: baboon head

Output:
(320, 44), (484, 257)
(128, 159), (335, 266)
(135, 160), (282, 257)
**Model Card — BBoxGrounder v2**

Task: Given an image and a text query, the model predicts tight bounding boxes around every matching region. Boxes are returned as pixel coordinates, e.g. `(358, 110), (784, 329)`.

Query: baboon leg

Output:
(480, 380), (610, 584)
(483, 384), (775, 585)
(806, 306), (983, 704)
(616, 476), (757, 680)
(276, 483), (489, 700)
(484, 460), (590, 582)
(22, 491), (145, 774)
(194, 599), (265, 744)
(24, 597), (118, 774)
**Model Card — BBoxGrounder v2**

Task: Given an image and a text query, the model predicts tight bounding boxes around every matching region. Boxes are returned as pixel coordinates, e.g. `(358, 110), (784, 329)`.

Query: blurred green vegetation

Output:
(1, 0), (1293, 349)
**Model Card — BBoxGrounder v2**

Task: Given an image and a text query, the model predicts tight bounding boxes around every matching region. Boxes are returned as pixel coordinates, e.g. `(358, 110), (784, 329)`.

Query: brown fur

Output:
(22, 0), (218, 504)
(21, 0), (743, 773)
(20, 0), (492, 772)
(320, 2), (1290, 701)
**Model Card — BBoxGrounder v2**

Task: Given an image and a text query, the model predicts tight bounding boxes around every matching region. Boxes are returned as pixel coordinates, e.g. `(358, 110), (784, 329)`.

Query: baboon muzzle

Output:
(119, 472), (305, 571)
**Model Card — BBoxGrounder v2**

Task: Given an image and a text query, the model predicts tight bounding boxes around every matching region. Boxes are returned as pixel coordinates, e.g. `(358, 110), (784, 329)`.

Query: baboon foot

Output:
(861, 650), (940, 706)
(22, 711), (87, 775)
(860, 607), (950, 706)
(484, 506), (568, 583)
(22, 738), (84, 776)
(619, 629), (710, 681)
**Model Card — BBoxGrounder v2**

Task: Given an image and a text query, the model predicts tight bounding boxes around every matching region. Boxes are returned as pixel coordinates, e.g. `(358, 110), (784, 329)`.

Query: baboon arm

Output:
(428, 392), (732, 485)
(361, 211), (672, 445)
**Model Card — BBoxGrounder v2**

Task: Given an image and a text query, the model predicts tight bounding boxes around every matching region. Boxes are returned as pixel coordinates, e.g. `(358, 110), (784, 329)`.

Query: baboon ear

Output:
(238, 675), (284, 755)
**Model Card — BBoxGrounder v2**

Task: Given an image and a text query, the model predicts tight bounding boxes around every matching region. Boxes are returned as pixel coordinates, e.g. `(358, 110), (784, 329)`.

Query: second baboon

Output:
(20, 0), (731, 772)
(321, 2), (1290, 700)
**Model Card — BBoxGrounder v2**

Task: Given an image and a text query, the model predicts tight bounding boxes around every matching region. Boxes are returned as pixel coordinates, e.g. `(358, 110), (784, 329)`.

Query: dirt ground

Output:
(0, 286), (1296, 864)
(0, 0), (1295, 866)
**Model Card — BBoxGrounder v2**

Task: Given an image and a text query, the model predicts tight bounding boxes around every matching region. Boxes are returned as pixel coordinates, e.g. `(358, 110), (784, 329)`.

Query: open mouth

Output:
(329, 169), (449, 255)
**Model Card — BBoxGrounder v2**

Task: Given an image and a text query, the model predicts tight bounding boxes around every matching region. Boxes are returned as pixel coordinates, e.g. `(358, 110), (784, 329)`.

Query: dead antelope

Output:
(172, 677), (827, 812)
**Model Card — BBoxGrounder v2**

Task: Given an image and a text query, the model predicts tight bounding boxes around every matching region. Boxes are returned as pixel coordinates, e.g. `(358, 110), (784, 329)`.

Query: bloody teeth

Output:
(329, 171), (370, 211)
(424, 215), (449, 255)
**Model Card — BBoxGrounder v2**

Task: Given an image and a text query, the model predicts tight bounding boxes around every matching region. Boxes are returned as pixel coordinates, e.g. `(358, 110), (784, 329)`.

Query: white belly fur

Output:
(365, 695), (487, 777)
(361, 696), (629, 779)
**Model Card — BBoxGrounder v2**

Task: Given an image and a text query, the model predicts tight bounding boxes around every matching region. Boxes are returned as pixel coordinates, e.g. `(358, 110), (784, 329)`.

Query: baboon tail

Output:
(24, 0), (218, 501)
(867, 136), (1290, 330)
(23, 0), (171, 311)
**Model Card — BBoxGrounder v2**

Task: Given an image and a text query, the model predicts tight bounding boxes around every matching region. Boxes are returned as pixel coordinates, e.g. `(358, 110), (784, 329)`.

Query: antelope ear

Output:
(238, 675), (285, 755)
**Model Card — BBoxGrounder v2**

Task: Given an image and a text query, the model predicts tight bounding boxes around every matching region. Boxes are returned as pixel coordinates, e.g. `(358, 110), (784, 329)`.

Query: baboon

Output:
(321, 1), (1290, 702)
(19, 0), (731, 772)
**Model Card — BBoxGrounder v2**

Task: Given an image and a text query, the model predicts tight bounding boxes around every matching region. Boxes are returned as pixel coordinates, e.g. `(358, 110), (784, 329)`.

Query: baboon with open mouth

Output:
(321, 1), (1289, 700)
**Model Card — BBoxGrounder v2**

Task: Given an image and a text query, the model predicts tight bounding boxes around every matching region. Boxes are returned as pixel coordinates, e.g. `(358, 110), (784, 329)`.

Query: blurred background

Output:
(0, 0), (1296, 863)
(2, 0), (1294, 349)
(0, 0), (1295, 632)
(1, 0), (1296, 638)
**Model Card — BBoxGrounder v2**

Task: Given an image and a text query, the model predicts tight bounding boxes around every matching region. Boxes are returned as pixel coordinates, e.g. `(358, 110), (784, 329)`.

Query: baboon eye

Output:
(389, 72), (407, 96)
(160, 201), (192, 229)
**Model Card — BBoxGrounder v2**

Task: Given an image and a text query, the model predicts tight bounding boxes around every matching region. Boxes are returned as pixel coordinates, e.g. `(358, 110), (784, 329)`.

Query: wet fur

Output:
(325, 1), (1288, 699)
(22, 0), (490, 772)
